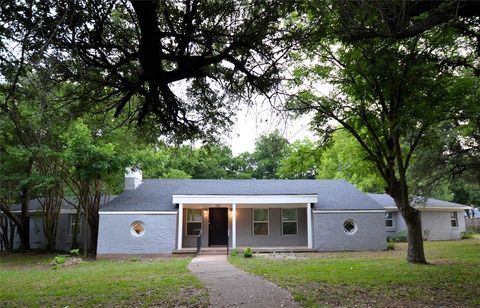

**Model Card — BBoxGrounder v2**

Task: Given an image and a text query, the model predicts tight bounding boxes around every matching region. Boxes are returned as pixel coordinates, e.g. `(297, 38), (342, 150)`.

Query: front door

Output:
(208, 208), (228, 246)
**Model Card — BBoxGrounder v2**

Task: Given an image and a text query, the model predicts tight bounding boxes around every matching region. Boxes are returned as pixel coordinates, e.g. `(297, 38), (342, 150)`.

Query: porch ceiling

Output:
(180, 203), (309, 209)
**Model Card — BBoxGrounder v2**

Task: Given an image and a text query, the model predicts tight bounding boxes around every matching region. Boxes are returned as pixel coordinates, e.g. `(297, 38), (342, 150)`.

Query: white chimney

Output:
(125, 167), (142, 190)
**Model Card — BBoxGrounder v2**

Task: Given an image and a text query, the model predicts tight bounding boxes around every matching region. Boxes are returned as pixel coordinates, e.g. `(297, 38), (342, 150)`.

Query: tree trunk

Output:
(18, 159), (34, 250)
(403, 210), (427, 263)
(19, 190), (31, 250)
(71, 209), (80, 249)
(40, 191), (62, 252)
(0, 216), (10, 251)
(88, 179), (102, 256)
(389, 181), (427, 264)
(9, 220), (15, 250)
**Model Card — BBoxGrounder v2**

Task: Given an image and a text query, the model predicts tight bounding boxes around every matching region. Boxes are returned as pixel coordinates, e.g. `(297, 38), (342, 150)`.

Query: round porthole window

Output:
(130, 221), (145, 237)
(343, 219), (357, 235)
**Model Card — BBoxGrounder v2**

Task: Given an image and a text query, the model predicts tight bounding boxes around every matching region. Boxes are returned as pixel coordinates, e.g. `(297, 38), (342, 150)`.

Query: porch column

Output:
(177, 203), (183, 250)
(232, 203), (237, 248)
(307, 202), (313, 249)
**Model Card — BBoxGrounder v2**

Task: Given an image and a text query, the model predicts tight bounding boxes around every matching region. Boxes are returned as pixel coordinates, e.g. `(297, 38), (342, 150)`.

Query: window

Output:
(69, 215), (82, 235)
(385, 212), (394, 228)
(186, 209), (202, 235)
(343, 219), (357, 235)
(130, 221), (145, 237)
(282, 208), (297, 235)
(253, 208), (269, 235)
(450, 212), (458, 228)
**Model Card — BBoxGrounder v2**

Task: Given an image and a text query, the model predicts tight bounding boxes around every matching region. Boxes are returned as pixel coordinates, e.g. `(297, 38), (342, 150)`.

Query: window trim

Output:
(343, 219), (358, 235)
(385, 211), (394, 228)
(185, 208), (203, 236)
(69, 214), (82, 236)
(252, 208), (269, 236)
(281, 208), (298, 235)
(130, 221), (145, 237)
(450, 211), (458, 228)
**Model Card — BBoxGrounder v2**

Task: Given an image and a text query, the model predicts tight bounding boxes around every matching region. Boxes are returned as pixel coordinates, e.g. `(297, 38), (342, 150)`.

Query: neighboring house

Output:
(97, 170), (387, 257)
(0, 196), (115, 251)
(368, 193), (469, 240)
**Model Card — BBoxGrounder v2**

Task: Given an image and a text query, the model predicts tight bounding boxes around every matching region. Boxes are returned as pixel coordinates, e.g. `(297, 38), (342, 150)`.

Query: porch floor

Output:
(172, 246), (317, 254)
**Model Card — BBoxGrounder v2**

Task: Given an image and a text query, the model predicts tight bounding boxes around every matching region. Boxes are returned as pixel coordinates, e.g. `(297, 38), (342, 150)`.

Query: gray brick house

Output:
(2, 170), (469, 254)
(368, 193), (469, 240)
(96, 170), (388, 256)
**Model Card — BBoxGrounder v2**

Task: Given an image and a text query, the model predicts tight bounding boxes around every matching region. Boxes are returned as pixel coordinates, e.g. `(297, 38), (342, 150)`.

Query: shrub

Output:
(466, 226), (480, 234)
(230, 248), (238, 257)
(69, 249), (80, 256)
(461, 231), (475, 239)
(387, 230), (408, 243)
(50, 255), (69, 269)
(243, 247), (253, 258)
(423, 229), (430, 240)
(387, 241), (395, 250)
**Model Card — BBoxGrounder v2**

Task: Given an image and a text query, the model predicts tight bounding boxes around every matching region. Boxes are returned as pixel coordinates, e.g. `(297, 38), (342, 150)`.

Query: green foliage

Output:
(230, 249), (239, 257)
(277, 139), (321, 179)
(69, 249), (80, 256)
(387, 241), (395, 250)
(163, 169), (192, 179)
(61, 120), (125, 182)
(461, 231), (475, 240)
(316, 130), (384, 192)
(252, 131), (290, 179)
(387, 231), (408, 243)
(51, 255), (68, 269)
(466, 227), (480, 234)
(243, 247), (253, 258)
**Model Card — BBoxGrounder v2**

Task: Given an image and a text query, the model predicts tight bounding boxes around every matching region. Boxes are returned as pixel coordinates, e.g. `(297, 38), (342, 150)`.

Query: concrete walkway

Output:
(188, 255), (300, 308)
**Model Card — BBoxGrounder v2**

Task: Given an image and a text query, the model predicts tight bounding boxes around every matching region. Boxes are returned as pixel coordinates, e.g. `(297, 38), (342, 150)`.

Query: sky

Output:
(224, 104), (316, 155)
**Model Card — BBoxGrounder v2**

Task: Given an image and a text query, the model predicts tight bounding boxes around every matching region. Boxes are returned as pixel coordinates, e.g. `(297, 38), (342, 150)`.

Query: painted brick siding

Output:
(11, 214), (89, 251)
(97, 214), (177, 255)
(391, 211), (465, 240)
(236, 208), (308, 247)
(313, 212), (386, 251)
(421, 211), (465, 240)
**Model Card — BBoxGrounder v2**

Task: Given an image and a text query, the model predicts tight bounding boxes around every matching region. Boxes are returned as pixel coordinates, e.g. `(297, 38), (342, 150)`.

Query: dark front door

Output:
(209, 208), (228, 246)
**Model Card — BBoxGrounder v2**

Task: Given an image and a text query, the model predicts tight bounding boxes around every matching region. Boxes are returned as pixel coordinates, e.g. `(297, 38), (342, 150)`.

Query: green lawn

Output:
(230, 238), (480, 307)
(0, 254), (208, 307)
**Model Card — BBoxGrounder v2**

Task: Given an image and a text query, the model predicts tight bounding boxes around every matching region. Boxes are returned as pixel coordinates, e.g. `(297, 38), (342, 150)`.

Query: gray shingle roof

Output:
(367, 193), (470, 209)
(100, 179), (384, 212)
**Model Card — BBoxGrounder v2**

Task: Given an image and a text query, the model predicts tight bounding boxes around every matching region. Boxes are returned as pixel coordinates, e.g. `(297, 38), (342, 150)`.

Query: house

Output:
(0, 196), (115, 251)
(2, 169), (470, 254)
(96, 170), (387, 257)
(368, 193), (469, 240)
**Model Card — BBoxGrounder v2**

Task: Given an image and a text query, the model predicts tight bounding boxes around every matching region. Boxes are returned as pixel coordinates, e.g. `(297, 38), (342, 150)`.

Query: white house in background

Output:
(368, 193), (470, 240)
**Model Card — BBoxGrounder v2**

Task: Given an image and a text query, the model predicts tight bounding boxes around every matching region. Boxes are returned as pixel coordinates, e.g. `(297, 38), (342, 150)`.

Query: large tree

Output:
(1, 0), (306, 141)
(316, 130), (384, 192)
(252, 130), (290, 179)
(61, 120), (125, 254)
(277, 139), (320, 179)
(290, 5), (478, 263)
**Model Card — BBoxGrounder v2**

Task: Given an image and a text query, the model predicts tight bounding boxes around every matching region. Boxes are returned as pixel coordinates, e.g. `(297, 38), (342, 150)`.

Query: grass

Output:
(229, 237), (480, 307)
(0, 254), (208, 307)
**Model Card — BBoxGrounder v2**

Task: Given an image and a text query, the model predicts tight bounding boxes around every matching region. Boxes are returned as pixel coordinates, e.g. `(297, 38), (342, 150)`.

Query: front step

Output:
(198, 249), (228, 255)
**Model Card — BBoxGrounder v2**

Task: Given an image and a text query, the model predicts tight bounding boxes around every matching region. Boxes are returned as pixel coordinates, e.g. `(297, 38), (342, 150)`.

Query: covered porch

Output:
(173, 194), (317, 251)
